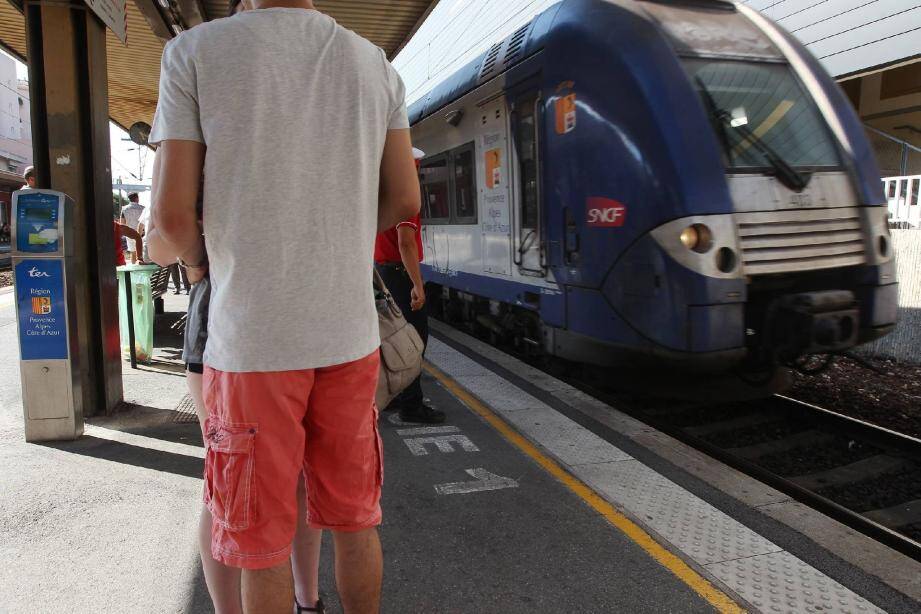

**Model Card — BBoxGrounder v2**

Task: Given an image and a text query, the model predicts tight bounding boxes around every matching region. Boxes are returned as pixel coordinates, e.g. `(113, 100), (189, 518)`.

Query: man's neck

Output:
(252, 0), (315, 9)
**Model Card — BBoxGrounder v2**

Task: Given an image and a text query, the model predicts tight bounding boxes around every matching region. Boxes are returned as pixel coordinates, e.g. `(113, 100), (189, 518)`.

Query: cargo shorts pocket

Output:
(204, 419), (257, 531)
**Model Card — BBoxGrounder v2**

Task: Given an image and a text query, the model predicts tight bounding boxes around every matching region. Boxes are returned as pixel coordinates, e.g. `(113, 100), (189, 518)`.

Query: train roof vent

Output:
(479, 42), (503, 80)
(477, 22), (534, 83)
(504, 23), (531, 64)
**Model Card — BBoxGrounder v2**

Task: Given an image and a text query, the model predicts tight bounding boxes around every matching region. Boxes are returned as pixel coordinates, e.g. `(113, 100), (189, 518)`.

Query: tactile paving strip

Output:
(426, 337), (890, 613)
(172, 394), (199, 424)
(706, 551), (884, 613)
(451, 373), (547, 411)
(577, 460), (780, 565)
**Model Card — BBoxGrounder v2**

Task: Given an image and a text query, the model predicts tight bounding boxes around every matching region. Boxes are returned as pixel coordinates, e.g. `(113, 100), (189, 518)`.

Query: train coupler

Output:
(770, 290), (859, 360)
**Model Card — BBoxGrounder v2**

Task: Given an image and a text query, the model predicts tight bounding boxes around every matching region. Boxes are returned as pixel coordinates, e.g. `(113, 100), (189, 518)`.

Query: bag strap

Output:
(373, 267), (392, 298)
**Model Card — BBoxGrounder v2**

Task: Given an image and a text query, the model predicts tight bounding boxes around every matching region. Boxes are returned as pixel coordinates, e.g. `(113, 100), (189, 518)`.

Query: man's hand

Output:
(411, 283), (426, 311)
(184, 263), (208, 285)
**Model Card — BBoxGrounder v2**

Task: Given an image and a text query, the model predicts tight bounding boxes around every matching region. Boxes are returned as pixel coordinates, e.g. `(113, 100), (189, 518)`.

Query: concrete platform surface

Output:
(1, 295), (711, 613)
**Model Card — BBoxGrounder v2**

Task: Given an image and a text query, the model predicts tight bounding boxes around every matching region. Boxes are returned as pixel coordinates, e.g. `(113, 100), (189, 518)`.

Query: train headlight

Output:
(652, 215), (741, 279)
(679, 224), (713, 253)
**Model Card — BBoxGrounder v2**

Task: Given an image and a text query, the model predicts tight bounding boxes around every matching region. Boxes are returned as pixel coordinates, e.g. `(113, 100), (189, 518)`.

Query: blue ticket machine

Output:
(11, 189), (83, 442)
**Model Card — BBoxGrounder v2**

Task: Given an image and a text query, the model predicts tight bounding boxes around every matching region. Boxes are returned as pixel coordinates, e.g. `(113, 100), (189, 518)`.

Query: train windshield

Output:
(684, 59), (841, 174)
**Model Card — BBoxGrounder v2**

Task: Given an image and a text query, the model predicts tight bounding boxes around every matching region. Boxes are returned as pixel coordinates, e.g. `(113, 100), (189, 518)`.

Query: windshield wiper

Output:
(694, 77), (809, 192)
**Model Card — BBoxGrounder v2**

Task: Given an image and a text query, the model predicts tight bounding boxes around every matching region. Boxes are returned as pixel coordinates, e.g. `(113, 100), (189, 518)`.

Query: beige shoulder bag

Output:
(374, 268), (425, 409)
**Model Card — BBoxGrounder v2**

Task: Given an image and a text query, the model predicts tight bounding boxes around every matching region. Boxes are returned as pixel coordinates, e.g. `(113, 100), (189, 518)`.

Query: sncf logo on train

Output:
(586, 198), (626, 228)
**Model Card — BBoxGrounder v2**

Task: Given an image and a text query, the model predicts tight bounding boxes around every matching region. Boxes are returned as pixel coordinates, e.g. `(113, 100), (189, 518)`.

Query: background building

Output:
(0, 51), (31, 244)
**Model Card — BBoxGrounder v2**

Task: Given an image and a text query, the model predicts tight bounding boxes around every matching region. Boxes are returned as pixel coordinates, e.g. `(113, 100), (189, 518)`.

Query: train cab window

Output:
(420, 157), (450, 223)
(684, 59), (841, 172)
(452, 144), (477, 224)
(514, 93), (540, 230)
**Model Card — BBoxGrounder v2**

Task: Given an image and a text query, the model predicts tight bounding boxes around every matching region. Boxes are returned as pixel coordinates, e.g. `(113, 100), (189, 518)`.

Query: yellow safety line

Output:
(424, 362), (745, 614)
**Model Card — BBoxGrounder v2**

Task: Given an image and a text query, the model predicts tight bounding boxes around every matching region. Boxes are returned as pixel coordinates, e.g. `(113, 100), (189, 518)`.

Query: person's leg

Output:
(199, 508), (244, 614)
(291, 477), (323, 609)
(332, 528), (382, 614)
(188, 368), (244, 614)
(377, 266), (442, 422)
(242, 562), (294, 614)
(170, 263), (182, 293)
(180, 263), (191, 293)
(203, 368), (314, 614)
(303, 352), (382, 613)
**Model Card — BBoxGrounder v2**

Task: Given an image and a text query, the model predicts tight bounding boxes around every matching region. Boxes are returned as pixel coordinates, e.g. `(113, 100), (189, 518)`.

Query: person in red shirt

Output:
(374, 147), (445, 424)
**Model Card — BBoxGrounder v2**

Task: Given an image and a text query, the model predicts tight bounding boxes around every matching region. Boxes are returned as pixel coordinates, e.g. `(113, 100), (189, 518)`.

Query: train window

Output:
(514, 93), (540, 230)
(684, 59), (841, 171)
(420, 156), (450, 224)
(451, 143), (477, 224)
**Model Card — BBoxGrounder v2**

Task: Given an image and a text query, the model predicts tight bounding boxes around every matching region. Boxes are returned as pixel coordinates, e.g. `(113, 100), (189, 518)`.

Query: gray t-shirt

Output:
(150, 8), (409, 372)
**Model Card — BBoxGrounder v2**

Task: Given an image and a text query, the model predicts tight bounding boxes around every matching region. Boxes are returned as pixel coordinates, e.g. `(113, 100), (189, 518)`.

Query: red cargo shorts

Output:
(202, 350), (382, 569)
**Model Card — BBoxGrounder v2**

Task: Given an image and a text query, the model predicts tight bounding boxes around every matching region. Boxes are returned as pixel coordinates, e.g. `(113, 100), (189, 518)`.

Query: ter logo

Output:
(27, 267), (50, 279)
(586, 197), (627, 228)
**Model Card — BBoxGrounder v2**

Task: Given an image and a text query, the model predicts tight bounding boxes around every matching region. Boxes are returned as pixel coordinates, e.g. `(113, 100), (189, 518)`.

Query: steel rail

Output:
(588, 389), (921, 563)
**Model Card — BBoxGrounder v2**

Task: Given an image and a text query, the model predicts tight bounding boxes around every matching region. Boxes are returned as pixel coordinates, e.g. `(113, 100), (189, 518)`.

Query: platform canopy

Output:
(0, 0), (438, 130)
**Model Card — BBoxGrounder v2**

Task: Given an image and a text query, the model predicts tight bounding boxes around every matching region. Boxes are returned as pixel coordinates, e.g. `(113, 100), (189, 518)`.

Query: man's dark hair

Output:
(23, 166), (34, 180)
(128, 192), (139, 202)
(228, 0), (242, 17)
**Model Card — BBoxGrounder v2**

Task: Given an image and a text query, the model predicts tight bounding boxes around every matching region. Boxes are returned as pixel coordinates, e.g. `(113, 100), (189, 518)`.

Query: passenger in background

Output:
(136, 205), (150, 264)
(374, 147), (445, 424)
(21, 166), (35, 190)
(113, 220), (143, 267)
(119, 193), (145, 264)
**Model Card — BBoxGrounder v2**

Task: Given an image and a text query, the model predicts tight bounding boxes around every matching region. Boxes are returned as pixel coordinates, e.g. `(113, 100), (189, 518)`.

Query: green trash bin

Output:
(117, 264), (159, 364)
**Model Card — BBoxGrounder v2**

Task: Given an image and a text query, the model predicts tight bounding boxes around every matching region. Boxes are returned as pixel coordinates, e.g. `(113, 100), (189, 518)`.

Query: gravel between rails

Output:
(790, 356), (921, 439)
(757, 436), (883, 476)
(0, 270), (11, 288)
(815, 464), (921, 513)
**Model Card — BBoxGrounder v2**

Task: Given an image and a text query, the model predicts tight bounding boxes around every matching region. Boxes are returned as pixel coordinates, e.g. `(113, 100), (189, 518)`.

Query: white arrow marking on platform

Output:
(396, 426), (459, 436)
(403, 434), (479, 455)
(434, 468), (519, 495)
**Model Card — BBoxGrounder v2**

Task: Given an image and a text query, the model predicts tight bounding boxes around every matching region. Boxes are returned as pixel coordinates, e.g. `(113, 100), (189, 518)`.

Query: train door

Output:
(478, 96), (513, 276)
(510, 90), (545, 276)
(420, 153), (451, 272)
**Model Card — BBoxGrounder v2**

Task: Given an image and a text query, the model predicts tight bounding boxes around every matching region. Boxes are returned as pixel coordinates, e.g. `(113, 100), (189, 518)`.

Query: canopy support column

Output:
(25, 0), (123, 416)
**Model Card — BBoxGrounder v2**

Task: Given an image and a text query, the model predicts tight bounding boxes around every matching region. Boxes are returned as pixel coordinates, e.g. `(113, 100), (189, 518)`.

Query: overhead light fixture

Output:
(445, 109), (464, 127)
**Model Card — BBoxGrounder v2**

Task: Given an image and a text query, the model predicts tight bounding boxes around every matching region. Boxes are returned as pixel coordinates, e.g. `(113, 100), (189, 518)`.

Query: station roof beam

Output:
(0, 0), (439, 131)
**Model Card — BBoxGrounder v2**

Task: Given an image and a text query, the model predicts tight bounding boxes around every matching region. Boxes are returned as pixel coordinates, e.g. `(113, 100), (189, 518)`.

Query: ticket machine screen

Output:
(16, 192), (61, 254)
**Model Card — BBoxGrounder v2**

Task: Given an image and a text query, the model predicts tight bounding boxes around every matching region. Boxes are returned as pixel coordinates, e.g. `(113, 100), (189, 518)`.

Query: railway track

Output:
(575, 385), (921, 563)
(434, 316), (921, 562)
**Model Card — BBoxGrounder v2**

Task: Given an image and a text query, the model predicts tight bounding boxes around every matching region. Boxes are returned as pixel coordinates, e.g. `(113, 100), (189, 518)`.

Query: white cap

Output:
(412, 147), (426, 160)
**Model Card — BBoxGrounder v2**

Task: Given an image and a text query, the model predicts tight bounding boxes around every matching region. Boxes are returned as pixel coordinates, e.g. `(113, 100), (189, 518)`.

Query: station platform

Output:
(0, 291), (919, 613)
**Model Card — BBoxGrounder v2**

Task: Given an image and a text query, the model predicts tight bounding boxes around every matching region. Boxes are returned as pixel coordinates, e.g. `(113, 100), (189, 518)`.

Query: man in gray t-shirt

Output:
(148, 1), (420, 611)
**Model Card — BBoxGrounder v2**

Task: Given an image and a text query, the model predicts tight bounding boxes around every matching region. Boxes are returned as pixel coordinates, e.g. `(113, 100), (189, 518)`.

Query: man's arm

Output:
(150, 140), (206, 271)
(117, 223), (143, 246)
(378, 128), (420, 232)
(397, 225), (425, 311)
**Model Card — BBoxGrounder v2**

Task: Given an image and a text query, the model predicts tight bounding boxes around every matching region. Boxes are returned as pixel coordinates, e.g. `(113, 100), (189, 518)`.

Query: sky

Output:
(393, 0), (561, 105)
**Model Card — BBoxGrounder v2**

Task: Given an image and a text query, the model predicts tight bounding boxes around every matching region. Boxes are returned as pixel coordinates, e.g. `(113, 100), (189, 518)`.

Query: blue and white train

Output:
(410, 0), (897, 377)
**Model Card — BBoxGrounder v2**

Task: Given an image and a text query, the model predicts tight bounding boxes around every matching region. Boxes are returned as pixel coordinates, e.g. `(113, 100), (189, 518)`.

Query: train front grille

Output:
(735, 207), (867, 276)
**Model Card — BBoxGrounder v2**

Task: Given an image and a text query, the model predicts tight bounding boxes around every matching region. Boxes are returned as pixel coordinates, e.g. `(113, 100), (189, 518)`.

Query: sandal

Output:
(296, 597), (326, 613)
